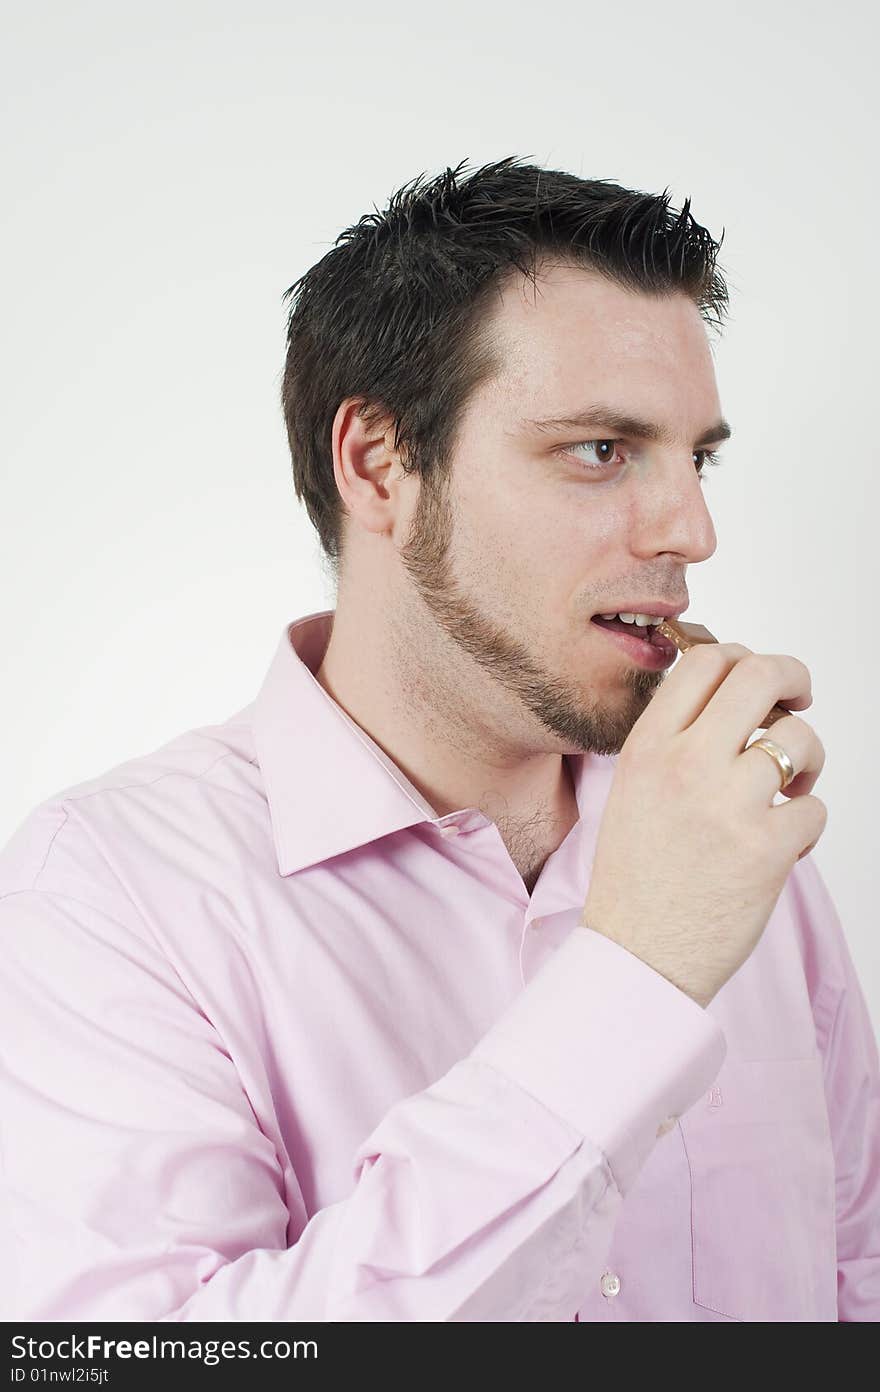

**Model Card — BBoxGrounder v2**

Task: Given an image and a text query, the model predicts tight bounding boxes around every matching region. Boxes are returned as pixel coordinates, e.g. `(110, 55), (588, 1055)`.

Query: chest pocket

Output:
(678, 1056), (838, 1322)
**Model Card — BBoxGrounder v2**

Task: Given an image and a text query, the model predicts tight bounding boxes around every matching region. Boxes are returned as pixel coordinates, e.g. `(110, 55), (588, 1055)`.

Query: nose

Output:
(631, 457), (718, 565)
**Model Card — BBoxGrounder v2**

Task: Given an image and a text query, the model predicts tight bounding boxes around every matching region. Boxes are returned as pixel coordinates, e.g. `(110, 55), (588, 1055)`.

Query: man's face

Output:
(397, 259), (725, 756)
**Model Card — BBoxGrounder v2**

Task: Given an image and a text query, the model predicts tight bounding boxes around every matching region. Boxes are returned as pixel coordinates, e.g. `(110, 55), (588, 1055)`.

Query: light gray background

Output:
(3, 1), (878, 1032)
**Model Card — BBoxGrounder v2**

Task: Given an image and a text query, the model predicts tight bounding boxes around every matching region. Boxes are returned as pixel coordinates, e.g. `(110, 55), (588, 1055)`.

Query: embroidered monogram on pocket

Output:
(678, 1056), (838, 1322)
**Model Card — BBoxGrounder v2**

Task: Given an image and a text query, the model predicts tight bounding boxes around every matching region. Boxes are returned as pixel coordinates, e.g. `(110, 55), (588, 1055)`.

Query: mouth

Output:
(589, 613), (679, 669)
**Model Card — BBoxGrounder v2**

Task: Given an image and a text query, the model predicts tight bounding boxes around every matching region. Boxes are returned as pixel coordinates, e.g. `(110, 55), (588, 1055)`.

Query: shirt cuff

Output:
(469, 924), (727, 1194)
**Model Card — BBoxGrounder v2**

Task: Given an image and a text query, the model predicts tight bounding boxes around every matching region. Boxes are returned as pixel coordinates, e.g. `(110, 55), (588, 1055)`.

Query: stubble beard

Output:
(396, 467), (664, 756)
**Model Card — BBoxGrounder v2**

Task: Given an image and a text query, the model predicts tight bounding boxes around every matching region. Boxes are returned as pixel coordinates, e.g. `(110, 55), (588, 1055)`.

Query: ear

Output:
(331, 398), (412, 540)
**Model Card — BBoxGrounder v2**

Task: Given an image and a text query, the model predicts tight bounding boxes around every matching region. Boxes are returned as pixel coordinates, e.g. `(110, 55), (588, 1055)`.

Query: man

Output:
(1, 157), (877, 1322)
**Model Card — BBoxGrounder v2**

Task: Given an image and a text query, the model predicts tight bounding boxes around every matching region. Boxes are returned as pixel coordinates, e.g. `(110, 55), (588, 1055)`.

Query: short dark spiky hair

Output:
(280, 156), (729, 577)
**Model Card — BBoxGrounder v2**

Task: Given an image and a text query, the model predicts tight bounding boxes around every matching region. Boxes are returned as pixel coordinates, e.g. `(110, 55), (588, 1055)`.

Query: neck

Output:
(312, 582), (581, 867)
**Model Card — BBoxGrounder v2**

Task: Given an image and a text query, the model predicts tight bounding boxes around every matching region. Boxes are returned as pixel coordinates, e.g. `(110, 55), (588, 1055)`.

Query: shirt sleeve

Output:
(792, 857), (880, 1321)
(0, 824), (725, 1323)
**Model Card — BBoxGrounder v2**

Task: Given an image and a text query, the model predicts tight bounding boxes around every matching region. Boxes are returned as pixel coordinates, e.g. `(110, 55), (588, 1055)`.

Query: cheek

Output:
(456, 474), (628, 595)
(570, 480), (639, 545)
(522, 500), (628, 603)
(542, 490), (629, 554)
(451, 477), (541, 561)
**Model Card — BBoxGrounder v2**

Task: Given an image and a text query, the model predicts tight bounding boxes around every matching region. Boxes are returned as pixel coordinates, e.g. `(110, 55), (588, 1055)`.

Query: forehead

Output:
(482, 259), (720, 420)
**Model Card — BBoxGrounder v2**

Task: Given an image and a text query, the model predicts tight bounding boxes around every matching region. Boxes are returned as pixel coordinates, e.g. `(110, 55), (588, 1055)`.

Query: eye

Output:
(694, 448), (724, 477)
(562, 440), (624, 472)
(559, 440), (726, 478)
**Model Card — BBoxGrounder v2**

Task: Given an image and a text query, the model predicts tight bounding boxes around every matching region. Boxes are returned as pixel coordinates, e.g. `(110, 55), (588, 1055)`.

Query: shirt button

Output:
(656, 1115), (679, 1137)
(438, 825), (460, 838)
(600, 1271), (621, 1299)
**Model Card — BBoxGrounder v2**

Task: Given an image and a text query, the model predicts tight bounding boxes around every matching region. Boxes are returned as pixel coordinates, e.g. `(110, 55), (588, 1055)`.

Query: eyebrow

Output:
(519, 405), (733, 449)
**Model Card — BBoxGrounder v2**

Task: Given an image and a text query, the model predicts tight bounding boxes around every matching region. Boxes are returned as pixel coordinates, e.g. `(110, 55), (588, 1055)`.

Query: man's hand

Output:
(581, 643), (827, 1009)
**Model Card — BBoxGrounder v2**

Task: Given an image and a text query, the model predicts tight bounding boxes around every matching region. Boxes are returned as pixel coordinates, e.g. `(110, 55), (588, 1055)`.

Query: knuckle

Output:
(686, 642), (735, 668)
(755, 652), (809, 689)
(810, 731), (826, 769)
(792, 796), (828, 862)
(737, 651), (768, 679)
(714, 642), (751, 656)
(682, 642), (714, 663)
(778, 715), (824, 770)
(778, 653), (811, 692)
(789, 655), (812, 685)
(805, 794), (828, 828)
(782, 713), (812, 739)
(766, 654), (794, 681)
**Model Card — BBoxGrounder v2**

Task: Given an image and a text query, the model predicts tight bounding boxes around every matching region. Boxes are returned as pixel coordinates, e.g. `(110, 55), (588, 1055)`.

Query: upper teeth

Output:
(599, 612), (665, 626)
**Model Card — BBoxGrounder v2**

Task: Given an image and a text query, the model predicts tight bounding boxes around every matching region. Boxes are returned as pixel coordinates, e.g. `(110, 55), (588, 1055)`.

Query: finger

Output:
(735, 715), (826, 804)
(660, 622), (814, 725)
(694, 653), (813, 750)
(637, 643), (753, 739)
(771, 793), (829, 863)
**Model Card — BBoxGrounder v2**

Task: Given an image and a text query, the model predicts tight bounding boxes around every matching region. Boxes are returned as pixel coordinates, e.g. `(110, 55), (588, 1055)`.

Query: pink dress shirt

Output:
(1, 610), (878, 1322)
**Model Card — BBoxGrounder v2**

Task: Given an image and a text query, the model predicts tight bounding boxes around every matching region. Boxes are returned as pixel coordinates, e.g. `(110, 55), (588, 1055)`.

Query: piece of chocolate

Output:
(655, 618), (789, 730)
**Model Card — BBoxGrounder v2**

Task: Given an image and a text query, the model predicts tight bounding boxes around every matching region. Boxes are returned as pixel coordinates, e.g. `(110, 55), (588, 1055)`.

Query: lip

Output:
(591, 602), (688, 620)
(589, 617), (678, 670)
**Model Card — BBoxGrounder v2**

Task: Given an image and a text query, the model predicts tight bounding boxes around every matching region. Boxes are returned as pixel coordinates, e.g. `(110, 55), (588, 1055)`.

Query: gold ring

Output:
(747, 736), (795, 792)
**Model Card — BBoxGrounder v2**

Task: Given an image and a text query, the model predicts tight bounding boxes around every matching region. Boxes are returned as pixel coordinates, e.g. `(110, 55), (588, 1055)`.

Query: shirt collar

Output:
(253, 610), (602, 876)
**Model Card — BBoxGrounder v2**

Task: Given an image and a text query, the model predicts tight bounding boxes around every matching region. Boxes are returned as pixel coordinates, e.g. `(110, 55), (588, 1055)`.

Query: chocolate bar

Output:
(655, 618), (789, 730)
